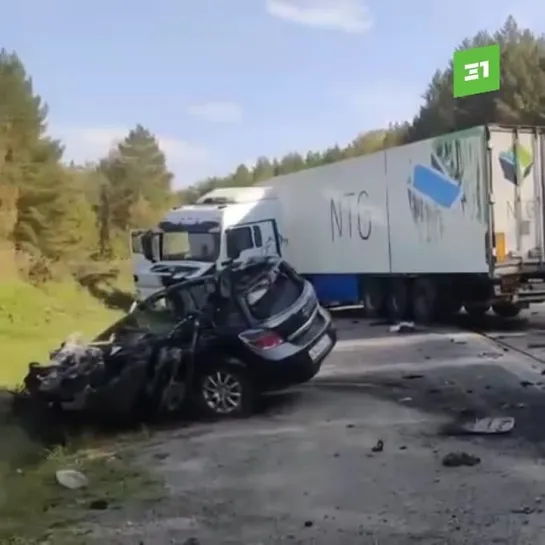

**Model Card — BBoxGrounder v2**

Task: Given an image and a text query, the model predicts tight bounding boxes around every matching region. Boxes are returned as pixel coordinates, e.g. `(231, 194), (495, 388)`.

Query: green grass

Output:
(0, 280), (125, 387)
(0, 423), (164, 545)
(0, 268), (165, 544)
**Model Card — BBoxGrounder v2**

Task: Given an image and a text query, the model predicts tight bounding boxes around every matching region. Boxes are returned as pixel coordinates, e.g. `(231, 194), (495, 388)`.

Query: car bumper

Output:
(255, 324), (337, 390)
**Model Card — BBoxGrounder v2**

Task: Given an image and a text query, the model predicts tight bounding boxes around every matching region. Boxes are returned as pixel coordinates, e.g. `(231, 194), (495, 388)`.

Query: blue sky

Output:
(2, 0), (544, 188)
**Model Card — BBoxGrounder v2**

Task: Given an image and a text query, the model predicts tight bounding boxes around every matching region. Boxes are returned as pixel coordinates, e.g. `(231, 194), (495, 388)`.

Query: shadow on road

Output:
(313, 360), (545, 448)
(1, 385), (303, 463)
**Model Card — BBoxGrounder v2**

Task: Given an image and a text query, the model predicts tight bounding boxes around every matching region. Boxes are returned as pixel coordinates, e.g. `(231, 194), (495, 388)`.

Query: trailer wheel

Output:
(362, 278), (386, 318)
(492, 302), (521, 319)
(464, 302), (490, 318)
(387, 278), (410, 321)
(438, 296), (462, 321)
(411, 278), (437, 324)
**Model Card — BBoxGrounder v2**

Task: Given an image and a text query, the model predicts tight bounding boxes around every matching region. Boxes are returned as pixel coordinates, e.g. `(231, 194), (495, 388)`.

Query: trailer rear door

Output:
(488, 126), (545, 269)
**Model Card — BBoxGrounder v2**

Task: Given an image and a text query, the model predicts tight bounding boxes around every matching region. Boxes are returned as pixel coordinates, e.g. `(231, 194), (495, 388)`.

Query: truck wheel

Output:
(363, 278), (385, 318)
(387, 278), (410, 321)
(492, 302), (521, 319)
(438, 296), (462, 321)
(196, 365), (254, 419)
(411, 277), (437, 324)
(464, 302), (490, 318)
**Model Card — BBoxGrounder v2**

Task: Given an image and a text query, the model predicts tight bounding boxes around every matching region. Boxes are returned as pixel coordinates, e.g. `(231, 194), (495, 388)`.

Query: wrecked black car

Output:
(23, 257), (336, 419)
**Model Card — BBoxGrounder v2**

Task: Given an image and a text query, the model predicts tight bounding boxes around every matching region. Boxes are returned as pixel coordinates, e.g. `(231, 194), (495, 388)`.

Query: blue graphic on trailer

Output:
(411, 154), (463, 208)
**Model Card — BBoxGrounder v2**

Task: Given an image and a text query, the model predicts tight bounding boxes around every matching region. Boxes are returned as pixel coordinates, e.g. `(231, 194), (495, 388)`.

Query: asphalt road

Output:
(86, 308), (545, 545)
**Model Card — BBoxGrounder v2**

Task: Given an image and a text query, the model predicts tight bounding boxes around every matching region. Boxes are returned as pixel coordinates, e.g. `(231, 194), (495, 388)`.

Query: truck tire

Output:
(386, 278), (410, 321)
(362, 278), (386, 318)
(492, 302), (521, 319)
(464, 302), (490, 318)
(438, 296), (462, 321)
(411, 277), (437, 324)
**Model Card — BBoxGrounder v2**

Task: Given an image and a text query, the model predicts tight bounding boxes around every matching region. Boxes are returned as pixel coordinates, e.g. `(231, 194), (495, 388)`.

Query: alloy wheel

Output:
(201, 370), (243, 415)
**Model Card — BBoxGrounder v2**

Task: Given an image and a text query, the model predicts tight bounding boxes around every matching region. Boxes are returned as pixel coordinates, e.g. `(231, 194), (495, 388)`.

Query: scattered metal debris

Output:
(442, 452), (481, 467)
(371, 439), (384, 453)
(444, 416), (514, 436)
(402, 374), (424, 380)
(389, 321), (416, 333)
(478, 351), (503, 359)
(511, 506), (535, 515)
(459, 416), (515, 435)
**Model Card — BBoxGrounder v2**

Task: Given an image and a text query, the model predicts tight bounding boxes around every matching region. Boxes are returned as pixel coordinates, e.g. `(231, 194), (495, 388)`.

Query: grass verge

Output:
(0, 279), (126, 387)
(0, 266), (163, 544)
(0, 413), (164, 545)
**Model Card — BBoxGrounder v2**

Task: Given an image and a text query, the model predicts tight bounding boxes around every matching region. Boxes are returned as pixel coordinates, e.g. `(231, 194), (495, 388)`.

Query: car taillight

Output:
(239, 329), (284, 350)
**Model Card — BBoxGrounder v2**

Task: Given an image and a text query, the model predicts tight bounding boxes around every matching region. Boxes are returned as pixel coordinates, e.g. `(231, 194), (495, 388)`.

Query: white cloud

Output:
(51, 126), (209, 166)
(187, 101), (242, 123)
(265, 0), (372, 34)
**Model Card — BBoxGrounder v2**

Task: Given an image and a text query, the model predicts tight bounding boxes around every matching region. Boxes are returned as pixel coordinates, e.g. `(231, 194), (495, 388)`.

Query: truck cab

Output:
(131, 187), (284, 300)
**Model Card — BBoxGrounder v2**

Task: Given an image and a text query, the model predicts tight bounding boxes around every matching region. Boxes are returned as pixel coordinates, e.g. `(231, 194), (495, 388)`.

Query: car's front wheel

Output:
(196, 365), (254, 419)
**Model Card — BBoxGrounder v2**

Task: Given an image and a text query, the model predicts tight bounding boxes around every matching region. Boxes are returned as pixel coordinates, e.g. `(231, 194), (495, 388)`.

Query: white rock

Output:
(55, 469), (89, 489)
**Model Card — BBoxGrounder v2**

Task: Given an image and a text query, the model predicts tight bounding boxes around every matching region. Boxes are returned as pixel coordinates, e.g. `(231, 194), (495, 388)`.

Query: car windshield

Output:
(245, 264), (303, 320)
(93, 292), (185, 342)
(162, 231), (220, 263)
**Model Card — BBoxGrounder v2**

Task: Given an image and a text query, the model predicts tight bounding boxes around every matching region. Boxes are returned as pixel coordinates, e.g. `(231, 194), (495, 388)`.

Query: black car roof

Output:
(138, 256), (283, 305)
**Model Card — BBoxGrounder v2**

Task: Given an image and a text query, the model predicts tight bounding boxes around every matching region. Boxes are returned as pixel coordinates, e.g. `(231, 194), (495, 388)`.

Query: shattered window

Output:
(245, 266), (302, 320)
(134, 295), (180, 335)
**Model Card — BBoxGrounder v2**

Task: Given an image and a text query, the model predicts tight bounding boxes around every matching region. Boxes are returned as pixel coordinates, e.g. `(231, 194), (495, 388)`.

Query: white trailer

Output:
(131, 125), (545, 321)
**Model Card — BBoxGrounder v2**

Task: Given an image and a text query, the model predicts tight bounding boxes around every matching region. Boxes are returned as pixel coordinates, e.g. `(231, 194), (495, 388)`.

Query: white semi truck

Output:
(131, 124), (545, 322)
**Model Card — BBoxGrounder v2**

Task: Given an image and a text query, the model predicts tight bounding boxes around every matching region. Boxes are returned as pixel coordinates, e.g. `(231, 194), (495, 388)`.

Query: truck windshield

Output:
(161, 231), (220, 263)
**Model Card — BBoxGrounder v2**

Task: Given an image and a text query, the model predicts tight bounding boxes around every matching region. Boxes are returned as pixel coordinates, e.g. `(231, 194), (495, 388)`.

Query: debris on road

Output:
(182, 538), (201, 545)
(527, 343), (545, 349)
(443, 416), (515, 436)
(402, 374), (424, 380)
(89, 499), (109, 510)
(511, 506), (536, 515)
(459, 416), (515, 435)
(389, 321), (416, 333)
(442, 452), (481, 467)
(371, 439), (384, 452)
(56, 469), (88, 489)
(478, 351), (503, 359)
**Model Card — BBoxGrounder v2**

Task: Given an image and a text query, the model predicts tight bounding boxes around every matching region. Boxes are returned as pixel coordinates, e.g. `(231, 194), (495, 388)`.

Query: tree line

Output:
(177, 16), (545, 202)
(0, 16), (543, 284)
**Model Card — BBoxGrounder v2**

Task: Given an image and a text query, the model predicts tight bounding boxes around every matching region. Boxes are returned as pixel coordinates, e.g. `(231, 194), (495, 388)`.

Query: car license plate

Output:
(309, 335), (331, 361)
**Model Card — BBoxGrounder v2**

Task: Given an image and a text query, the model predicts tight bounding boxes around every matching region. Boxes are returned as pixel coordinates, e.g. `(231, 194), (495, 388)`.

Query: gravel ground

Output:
(84, 311), (545, 545)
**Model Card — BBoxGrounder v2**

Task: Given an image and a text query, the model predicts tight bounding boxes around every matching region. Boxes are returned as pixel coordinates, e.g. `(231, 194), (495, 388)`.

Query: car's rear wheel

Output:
(196, 365), (254, 418)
